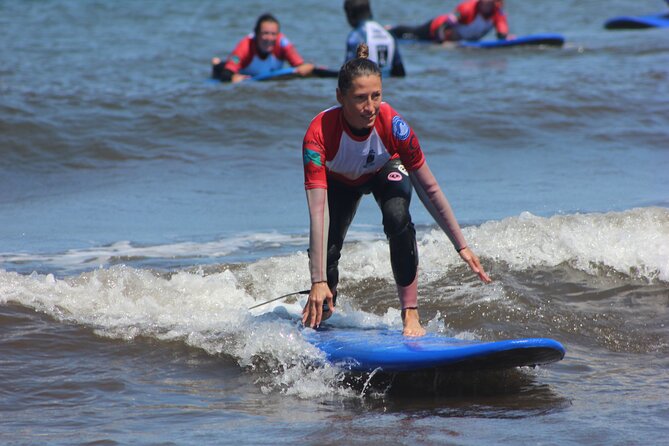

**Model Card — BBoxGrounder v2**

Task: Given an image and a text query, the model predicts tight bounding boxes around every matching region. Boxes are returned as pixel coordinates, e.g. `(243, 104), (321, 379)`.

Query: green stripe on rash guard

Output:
(304, 149), (322, 166)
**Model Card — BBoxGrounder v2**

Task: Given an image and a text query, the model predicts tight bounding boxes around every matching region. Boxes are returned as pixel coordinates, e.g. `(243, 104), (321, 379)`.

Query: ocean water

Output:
(1, 0), (668, 444)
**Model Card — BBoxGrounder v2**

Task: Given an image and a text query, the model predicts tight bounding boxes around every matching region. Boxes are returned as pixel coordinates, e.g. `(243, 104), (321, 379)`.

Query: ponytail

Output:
(338, 43), (381, 94)
(355, 43), (369, 59)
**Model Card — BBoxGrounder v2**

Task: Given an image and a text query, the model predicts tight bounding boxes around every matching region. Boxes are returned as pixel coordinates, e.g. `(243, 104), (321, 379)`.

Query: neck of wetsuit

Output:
(350, 126), (372, 137)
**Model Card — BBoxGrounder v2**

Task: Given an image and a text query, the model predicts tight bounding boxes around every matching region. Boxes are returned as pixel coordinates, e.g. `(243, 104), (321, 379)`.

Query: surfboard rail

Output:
(458, 33), (565, 49)
(305, 329), (566, 373)
(604, 13), (669, 30)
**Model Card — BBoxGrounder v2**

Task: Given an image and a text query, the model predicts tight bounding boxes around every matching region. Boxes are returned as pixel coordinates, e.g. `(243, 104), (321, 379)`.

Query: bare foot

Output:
(401, 308), (426, 337)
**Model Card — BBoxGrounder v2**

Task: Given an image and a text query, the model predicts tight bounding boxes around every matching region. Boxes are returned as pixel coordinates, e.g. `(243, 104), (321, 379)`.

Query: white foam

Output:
(1, 207), (666, 397)
(315, 208), (669, 290)
(469, 207), (669, 282)
(8, 208), (665, 282)
(0, 266), (366, 398)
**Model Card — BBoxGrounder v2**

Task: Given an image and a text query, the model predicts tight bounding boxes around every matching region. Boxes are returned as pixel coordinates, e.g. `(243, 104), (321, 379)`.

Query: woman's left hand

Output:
(458, 247), (492, 283)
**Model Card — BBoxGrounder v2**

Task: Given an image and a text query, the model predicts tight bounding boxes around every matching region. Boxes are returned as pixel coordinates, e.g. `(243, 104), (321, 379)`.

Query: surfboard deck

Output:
(604, 13), (669, 30)
(458, 33), (565, 49)
(304, 328), (565, 373)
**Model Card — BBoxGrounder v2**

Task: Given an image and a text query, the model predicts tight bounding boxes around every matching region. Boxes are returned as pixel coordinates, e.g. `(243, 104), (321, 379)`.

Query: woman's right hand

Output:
(231, 73), (250, 83)
(301, 282), (334, 329)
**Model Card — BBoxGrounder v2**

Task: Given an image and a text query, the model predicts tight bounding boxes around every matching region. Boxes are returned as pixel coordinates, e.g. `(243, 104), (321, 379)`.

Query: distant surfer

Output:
(211, 13), (314, 83)
(387, 0), (509, 43)
(344, 0), (405, 77)
(301, 44), (491, 337)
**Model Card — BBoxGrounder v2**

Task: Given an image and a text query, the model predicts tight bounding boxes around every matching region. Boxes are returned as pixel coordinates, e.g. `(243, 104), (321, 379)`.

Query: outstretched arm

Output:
(409, 162), (491, 283)
(302, 188), (335, 328)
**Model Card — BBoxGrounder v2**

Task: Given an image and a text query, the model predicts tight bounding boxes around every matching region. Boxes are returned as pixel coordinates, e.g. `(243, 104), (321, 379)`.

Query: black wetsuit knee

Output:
(381, 196), (412, 236)
(388, 220), (418, 287)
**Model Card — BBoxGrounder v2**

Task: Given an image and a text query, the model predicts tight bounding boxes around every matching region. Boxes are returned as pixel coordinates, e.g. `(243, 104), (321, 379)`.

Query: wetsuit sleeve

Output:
(223, 37), (252, 74)
(212, 61), (234, 82)
(409, 163), (467, 251)
(303, 134), (327, 190)
(493, 9), (509, 39)
(303, 120), (329, 283)
(306, 189), (329, 283)
(280, 36), (305, 67)
(218, 68), (234, 82)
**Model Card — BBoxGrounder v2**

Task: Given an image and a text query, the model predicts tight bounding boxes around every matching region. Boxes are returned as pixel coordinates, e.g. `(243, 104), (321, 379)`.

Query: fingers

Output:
(301, 299), (322, 328)
(469, 256), (492, 284)
(302, 296), (324, 329)
(477, 268), (492, 284)
(302, 283), (333, 329)
(459, 248), (493, 284)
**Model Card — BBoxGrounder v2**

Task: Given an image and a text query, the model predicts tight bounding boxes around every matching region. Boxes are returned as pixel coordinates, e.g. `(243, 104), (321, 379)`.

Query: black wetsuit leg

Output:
(212, 62), (224, 80)
(388, 19), (433, 41)
(371, 159), (418, 287)
(324, 178), (364, 308)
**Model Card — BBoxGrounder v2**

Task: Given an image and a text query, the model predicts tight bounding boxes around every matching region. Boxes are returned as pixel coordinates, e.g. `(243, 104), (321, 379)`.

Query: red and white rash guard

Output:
(430, 0), (509, 41)
(223, 33), (304, 76)
(303, 102), (468, 284)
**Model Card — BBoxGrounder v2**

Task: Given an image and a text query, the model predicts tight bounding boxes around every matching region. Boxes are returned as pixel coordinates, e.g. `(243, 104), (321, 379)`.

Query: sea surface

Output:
(1, 0), (668, 444)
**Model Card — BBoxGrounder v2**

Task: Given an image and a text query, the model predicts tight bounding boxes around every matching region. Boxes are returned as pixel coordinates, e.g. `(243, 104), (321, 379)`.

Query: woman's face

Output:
(336, 74), (383, 131)
(256, 21), (279, 54)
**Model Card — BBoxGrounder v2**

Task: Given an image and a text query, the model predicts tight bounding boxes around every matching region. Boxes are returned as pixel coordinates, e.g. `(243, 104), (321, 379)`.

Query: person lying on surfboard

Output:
(388, 0), (509, 43)
(344, 0), (405, 77)
(211, 13), (314, 83)
(301, 43), (491, 337)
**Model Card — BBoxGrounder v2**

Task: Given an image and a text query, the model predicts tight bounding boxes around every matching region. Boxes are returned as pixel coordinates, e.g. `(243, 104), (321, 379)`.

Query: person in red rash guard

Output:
(211, 13), (314, 83)
(301, 43), (491, 337)
(388, 0), (509, 43)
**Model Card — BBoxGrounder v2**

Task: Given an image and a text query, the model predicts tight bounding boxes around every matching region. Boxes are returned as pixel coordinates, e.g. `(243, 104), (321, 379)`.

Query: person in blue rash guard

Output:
(344, 0), (405, 77)
(211, 13), (314, 83)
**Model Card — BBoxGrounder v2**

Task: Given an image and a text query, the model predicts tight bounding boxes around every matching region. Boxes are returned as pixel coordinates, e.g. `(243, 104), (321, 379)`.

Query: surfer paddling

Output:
(387, 0), (509, 43)
(211, 13), (314, 83)
(301, 43), (491, 337)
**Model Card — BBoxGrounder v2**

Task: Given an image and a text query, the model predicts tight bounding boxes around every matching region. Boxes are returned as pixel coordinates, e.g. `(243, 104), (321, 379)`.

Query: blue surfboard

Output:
(458, 33), (565, 49)
(248, 67), (297, 81)
(249, 66), (339, 82)
(604, 13), (669, 30)
(305, 328), (565, 373)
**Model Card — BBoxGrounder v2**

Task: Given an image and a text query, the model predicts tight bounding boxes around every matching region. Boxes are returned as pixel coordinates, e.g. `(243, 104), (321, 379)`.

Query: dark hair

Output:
(344, 0), (372, 27)
(254, 13), (279, 35)
(338, 44), (382, 93)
